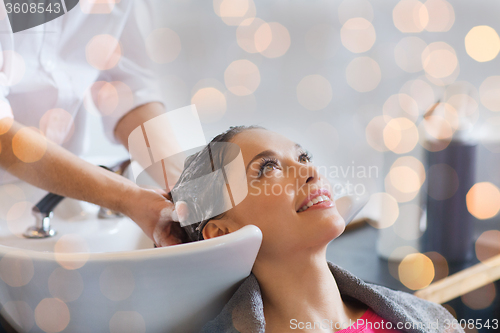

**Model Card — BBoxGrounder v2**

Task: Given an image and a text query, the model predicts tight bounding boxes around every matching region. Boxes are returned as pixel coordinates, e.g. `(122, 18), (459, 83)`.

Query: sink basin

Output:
(0, 180), (367, 332)
(0, 181), (262, 333)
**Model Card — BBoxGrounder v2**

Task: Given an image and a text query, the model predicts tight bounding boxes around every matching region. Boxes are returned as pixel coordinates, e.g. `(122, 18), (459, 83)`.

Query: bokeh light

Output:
(446, 94), (479, 126)
(385, 156), (426, 203)
(365, 116), (389, 152)
(39, 108), (75, 145)
(461, 282), (496, 310)
(419, 115), (454, 152)
(423, 0), (455, 32)
(109, 311), (146, 333)
(34, 298), (70, 333)
(99, 265), (135, 301)
(85, 34), (121, 70)
(224, 59), (261, 96)
(393, 0), (429, 33)
(421, 42), (458, 79)
(475, 230), (500, 263)
(146, 28), (182, 64)
(398, 253), (435, 290)
(48, 268), (84, 303)
(383, 94), (420, 122)
(383, 117), (419, 154)
(393, 156), (425, 185)
(389, 166), (421, 194)
(90, 81), (118, 116)
(253, 23), (272, 53)
(0, 250), (34, 287)
(432, 103), (459, 130)
(394, 37), (427, 73)
(54, 234), (90, 270)
(304, 24), (339, 60)
(236, 18), (267, 54)
(420, 114), (454, 140)
(340, 18), (376, 53)
(425, 251), (449, 282)
(426, 163), (459, 200)
(479, 76), (500, 111)
(338, 0), (374, 24)
(399, 79), (435, 114)
(296, 75), (333, 111)
(213, 0), (256, 26)
(345, 56), (381, 92)
(466, 182), (500, 220)
(465, 26), (500, 62)
(12, 127), (47, 163)
(256, 22), (291, 58)
(191, 87), (227, 123)
(364, 192), (399, 229)
(480, 116), (500, 153)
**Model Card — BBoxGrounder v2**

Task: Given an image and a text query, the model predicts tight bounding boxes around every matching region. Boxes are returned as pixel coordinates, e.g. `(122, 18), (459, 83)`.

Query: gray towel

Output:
(201, 261), (463, 333)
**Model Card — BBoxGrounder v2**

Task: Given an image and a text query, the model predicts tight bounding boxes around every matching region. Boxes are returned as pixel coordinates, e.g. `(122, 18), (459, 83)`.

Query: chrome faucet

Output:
(23, 193), (64, 238)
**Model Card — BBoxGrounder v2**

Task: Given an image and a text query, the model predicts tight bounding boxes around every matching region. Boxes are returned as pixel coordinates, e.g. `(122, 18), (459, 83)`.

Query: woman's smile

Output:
(296, 188), (335, 213)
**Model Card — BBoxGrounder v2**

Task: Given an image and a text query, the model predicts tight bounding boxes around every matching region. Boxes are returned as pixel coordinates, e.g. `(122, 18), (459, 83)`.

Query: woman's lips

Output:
(297, 189), (334, 213)
(297, 198), (335, 213)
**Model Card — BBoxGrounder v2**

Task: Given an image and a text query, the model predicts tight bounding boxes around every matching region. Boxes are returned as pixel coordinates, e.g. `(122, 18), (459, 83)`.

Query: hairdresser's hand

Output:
(123, 187), (188, 247)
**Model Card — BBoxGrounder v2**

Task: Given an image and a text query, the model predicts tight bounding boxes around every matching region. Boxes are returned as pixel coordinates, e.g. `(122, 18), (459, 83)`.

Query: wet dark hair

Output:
(169, 125), (264, 243)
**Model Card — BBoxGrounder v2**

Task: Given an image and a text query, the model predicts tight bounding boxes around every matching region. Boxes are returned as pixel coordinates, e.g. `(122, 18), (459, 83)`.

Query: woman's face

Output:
(203, 129), (345, 258)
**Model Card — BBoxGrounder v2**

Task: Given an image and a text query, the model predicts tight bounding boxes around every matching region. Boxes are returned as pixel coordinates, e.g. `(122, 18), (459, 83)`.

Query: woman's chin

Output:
(329, 215), (346, 239)
(310, 214), (346, 245)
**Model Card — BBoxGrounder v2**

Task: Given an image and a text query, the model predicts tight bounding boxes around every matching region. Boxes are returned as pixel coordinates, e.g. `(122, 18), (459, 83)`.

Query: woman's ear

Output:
(202, 217), (235, 240)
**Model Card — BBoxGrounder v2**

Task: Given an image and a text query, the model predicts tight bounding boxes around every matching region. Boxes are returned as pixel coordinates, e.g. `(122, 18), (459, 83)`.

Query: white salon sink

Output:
(0, 181), (262, 333)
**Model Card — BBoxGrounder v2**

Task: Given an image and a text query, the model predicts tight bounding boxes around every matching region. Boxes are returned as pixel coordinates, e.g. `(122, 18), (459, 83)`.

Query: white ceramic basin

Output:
(0, 180), (367, 332)
(0, 181), (262, 333)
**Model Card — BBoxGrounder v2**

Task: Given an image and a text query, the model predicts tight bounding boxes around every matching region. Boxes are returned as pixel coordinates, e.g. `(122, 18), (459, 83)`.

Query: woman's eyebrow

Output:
(245, 150), (276, 172)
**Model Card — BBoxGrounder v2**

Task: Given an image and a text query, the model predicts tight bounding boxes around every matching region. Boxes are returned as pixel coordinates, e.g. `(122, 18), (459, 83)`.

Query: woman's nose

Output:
(297, 163), (320, 185)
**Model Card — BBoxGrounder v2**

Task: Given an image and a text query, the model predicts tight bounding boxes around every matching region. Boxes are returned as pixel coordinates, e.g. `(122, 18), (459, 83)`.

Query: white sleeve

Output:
(0, 39), (14, 121)
(97, 0), (165, 144)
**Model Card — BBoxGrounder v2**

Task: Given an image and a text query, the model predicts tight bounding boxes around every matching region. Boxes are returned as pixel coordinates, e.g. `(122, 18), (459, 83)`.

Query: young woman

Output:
(170, 126), (461, 333)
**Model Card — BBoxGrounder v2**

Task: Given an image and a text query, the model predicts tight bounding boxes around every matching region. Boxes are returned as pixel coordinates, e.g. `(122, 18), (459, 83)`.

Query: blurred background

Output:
(81, 0), (500, 331)
(84, 0), (500, 217)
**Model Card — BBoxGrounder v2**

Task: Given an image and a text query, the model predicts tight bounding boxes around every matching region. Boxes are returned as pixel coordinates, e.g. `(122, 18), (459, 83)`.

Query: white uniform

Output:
(0, 0), (163, 184)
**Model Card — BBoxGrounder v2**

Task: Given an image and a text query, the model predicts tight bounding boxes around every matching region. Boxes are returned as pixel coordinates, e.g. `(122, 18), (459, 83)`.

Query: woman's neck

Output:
(253, 250), (366, 332)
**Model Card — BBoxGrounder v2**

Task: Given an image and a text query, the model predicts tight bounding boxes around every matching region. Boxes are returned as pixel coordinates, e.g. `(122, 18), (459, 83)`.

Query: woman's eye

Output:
(258, 159), (279, 177)
(299, 153), (312, 163)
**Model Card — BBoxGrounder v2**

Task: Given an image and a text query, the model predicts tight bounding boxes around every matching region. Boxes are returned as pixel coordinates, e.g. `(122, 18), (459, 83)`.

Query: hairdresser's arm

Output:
(0, 116), (181, 246)
(115, 102), (185, 245)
